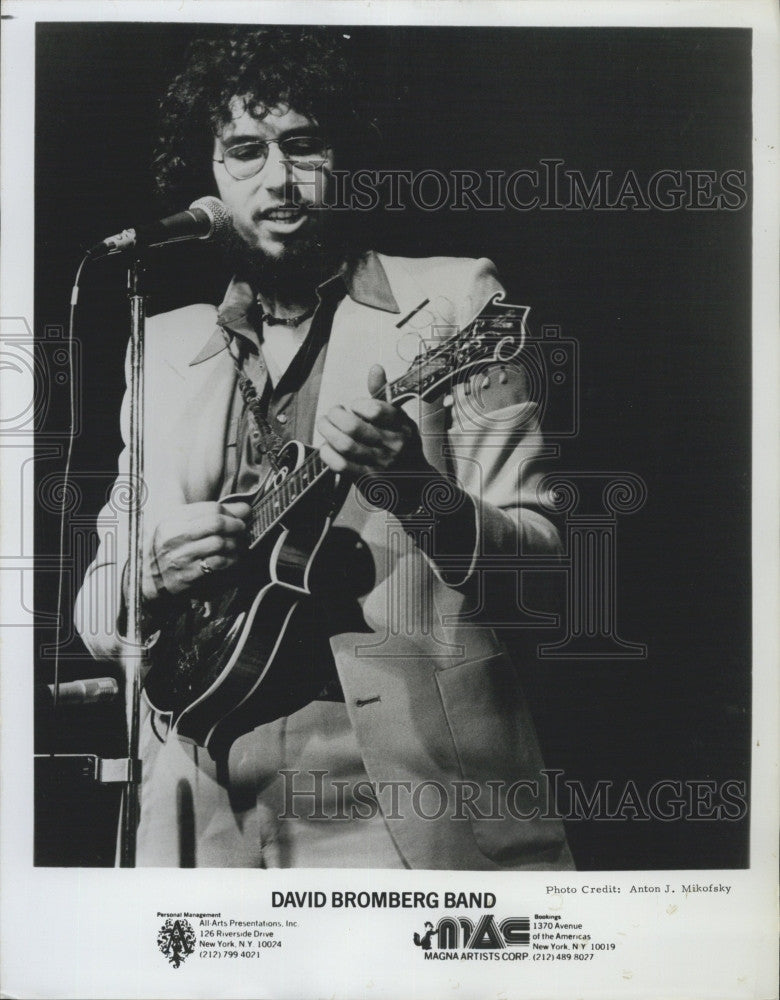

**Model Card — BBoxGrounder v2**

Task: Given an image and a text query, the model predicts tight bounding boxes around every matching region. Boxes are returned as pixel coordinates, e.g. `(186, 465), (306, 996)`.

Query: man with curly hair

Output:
(75, 26), (573, 870)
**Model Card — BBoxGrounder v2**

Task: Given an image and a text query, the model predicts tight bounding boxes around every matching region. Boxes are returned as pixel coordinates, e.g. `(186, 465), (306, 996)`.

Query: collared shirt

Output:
(220, 279), (341, 497)
(207, 253), (403, 702)
(189, 250), (400, 365)
(192, 252), (401, 496)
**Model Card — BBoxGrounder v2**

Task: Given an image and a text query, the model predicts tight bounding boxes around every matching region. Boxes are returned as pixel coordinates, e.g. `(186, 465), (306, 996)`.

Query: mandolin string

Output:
(247, 356), (416, 543)
(247, 313), (519, 543)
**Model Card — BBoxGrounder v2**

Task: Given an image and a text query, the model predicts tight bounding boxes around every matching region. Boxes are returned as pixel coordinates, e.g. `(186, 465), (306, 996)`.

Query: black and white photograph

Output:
(1, 1), (777, 998)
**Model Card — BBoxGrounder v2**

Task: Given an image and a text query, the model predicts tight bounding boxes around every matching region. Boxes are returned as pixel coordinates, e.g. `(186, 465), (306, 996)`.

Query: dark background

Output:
(34, 24), (751, 868)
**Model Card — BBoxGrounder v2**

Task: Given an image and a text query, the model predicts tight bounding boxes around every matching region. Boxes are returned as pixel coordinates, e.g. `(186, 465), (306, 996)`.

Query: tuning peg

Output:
(499, 367), (508, 385)
(464, 379), (471, 395)
(481, 375), (491, 389)
(443, 393), (454, 408)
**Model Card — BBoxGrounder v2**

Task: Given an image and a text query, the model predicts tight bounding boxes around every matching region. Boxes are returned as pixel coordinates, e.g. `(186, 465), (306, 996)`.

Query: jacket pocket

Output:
(435, 653), (573, 869)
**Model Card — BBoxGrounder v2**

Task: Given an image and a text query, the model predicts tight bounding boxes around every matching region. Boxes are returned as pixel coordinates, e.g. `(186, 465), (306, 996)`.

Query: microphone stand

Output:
(34, 257), (147, 867)
(116, 255), (146, 867)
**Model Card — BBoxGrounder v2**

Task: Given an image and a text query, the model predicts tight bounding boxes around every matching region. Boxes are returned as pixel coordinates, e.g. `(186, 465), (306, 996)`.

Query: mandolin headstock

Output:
(388, 294), (530, 404)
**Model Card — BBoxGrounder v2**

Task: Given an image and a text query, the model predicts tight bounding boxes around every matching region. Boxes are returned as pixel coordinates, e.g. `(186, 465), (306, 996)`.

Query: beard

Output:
(220, 216), (349, 301)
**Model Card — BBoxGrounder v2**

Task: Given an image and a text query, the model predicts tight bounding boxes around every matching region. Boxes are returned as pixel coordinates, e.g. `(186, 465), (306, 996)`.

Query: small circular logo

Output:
(157, 918), (196, 968)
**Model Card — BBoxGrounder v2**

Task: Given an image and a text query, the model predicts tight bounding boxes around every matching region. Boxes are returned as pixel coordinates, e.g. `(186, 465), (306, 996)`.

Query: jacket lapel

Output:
(175, 347), (238, 503)
(315, 255), (454, 473)
(168, 254), (464, 507)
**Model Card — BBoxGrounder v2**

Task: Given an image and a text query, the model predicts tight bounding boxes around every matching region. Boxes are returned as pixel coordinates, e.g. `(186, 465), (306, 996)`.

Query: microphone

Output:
(36, 677), (120, 708)
(87, 196), (231, 258)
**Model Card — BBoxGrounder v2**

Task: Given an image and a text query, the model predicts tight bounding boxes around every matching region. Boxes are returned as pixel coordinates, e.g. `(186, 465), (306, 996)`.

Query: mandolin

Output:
(143, 294), (529, 755)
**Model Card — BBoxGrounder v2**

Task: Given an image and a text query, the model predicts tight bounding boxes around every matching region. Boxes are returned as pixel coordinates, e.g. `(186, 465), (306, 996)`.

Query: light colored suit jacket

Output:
(75, 253), (573, 870)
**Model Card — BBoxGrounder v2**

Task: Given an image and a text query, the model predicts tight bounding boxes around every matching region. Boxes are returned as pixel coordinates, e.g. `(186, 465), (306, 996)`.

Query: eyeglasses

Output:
(213, 135), (331, 180)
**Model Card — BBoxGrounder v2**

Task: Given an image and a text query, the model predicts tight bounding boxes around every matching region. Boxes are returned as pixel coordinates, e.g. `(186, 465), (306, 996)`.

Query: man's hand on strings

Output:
(317, 364), (436, 515)
(142, 500), (251, 601)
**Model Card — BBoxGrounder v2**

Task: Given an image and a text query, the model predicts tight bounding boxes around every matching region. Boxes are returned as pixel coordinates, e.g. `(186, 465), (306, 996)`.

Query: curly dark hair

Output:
(154, 26), (369, 210)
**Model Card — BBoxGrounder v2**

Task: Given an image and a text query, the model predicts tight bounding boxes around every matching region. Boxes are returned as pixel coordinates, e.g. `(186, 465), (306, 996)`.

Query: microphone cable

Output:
(50, 252), (90, 732)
